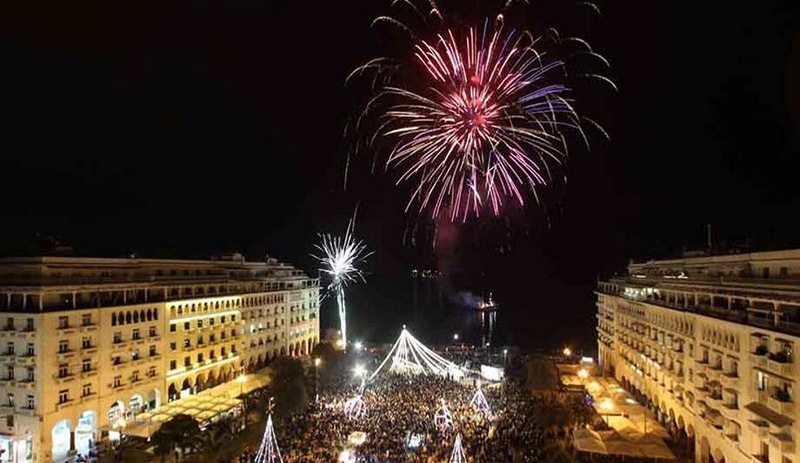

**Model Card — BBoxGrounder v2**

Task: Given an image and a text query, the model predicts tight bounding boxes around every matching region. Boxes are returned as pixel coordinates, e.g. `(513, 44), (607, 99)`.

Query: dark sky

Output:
(2, 0), (799, 351)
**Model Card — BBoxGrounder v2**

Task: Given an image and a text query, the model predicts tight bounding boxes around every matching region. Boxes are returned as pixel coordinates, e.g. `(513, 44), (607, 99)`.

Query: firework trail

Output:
(312, 220), (372, 350)
(349, 1), (614, 222)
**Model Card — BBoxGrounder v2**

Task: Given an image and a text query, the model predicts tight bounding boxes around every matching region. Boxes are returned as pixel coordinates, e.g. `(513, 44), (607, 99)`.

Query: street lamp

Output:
(314, 358), (321, 402)
(354, 364), (366, 392)
(577, 368), (589, 380)
(563, 347), (572, 357)
(354, 341), (363, 351)
(237, 375), (247, 427)
(599, 398), (613, 426)
(453, 334), (459, 341)
(503, 348), (508, 365)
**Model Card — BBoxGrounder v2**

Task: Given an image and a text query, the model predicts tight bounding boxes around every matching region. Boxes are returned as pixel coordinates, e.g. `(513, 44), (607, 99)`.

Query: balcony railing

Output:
(767, 358), (794, 377)
(597, 282), (800, 336)
(768, 433), (795, 453)
(768, 395), (794, 416)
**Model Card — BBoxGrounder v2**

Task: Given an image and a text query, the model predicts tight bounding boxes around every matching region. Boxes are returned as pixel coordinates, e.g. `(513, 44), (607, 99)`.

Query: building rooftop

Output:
(0, 254), (314, 288)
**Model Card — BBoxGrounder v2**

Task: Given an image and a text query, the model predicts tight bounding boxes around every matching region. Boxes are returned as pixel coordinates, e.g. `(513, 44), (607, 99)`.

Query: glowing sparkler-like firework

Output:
(313, 222), (372, 350)
(350, 1), (614, 221)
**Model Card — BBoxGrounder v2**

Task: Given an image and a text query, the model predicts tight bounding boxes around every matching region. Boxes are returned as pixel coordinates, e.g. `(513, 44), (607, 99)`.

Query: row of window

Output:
(4, 366), (34, 381)
(3, 318), (35, 331)
(57, 313), (96, 329)
(3, 343), (34, 356)
(4, 393), (34, 409)
(111, 309), (159, 326)
(113, 326), (158, 343)
(170, 331), (232, 351)
(169, 315), (236, 333)
(168, 346), (236, 370)
(109, 346), (159, 366)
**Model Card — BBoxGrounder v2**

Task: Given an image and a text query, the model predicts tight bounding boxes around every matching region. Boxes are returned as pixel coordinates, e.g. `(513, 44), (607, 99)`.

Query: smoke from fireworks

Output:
(313, 221), (372, 350)
(350, 1), (614, 222)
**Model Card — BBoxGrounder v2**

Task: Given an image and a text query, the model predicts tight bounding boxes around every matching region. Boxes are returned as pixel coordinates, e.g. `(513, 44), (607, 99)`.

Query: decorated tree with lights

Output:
(469, 386), (493, 420)
(449, 433), (467, 463)
(253, 398), (284, 463)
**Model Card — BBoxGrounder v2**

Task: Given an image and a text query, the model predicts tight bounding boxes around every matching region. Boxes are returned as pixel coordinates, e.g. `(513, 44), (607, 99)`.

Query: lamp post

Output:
(354, 364), (366, 393)
(314, 357), (321, 402)
(237, 375), (247, 428)
(599, 398), (613, 426)
(503, 348), (508, 365)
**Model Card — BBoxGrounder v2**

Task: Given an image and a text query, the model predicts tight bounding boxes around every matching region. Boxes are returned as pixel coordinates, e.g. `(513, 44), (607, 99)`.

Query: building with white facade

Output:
(0, 254), (319, 463)
(597, 249), (800, 463)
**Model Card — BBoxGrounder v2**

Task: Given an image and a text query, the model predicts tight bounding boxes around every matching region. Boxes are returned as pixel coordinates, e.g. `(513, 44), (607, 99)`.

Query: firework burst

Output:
(312, 221), (372, 350)
(350, 1), (613, 222)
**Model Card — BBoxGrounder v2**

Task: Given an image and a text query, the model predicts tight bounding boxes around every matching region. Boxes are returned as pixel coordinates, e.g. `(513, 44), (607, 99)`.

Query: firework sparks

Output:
(372, 24), (585, 221)
(349, 0), (613, 222)
(312, 221), (372, 350)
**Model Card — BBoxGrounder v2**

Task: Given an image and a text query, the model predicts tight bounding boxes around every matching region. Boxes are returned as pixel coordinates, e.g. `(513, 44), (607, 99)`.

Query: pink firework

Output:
(374, 25), (584, 221)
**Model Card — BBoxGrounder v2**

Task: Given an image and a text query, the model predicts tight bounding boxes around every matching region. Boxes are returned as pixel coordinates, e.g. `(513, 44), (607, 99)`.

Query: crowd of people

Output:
(266, 352), (595, 463)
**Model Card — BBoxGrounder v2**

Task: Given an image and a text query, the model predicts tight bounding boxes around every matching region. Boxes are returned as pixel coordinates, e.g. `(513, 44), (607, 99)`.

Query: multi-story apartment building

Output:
(0, 254), (319, 463)
(597, 249), (800, 463)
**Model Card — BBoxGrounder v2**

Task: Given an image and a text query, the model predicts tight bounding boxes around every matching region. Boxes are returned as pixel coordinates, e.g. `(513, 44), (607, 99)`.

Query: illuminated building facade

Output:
(597, 249), (800, 463)
(0, 254), (319, 463)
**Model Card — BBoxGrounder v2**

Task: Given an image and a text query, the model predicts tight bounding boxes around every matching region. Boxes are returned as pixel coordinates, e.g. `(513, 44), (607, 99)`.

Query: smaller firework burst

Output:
(312, 220), (372, 350)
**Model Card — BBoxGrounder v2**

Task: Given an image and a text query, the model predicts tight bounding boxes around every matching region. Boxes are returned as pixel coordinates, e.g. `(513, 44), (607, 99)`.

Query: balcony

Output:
(750, 349), (769, 369)
(767, 356), (794, 377)
(768, 395), (794, 416)
(57, 350), (76, 361)
(747, 419), (770, 439)
(0, 379), (15, 387)
(18, 380), (35, 390)
(720, 402), (739, 420)
(768, 433), (795, 453)
(79, 323), (98, 333)
(720, 372), (739, 389)
(80, 345), (98, 355)
(80, 369), (97, 379)
(15, 331), (35, 341)
(112, 340), (129, 350)
(15, 356), (35, 366)
(111, 361), (128, 371)
(55, 399), (75, 411)
(54, 373), (76, 385)
(58, 325), (77, 335)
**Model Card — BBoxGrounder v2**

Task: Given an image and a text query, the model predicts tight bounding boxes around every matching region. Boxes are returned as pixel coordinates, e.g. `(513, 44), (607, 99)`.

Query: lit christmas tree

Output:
(449, 433), (467, 463)
(253, 398), (284, 463)
(469, 386), (493, 419)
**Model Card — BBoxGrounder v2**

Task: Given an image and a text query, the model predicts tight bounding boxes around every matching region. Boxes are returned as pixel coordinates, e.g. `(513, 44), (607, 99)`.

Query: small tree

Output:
(269, 358), (309, 418)
(525, 356), (560, 391)
(156, 414), (201, 456)
(150, 428), (174, 463)
(196, 423), (233, 463)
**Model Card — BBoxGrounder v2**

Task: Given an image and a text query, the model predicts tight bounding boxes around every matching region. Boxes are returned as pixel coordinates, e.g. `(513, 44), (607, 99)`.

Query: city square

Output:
(1, 0), (799, 462)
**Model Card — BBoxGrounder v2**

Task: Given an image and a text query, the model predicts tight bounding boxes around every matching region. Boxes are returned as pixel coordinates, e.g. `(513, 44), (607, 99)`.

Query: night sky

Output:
(2, 0), (799, 352)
